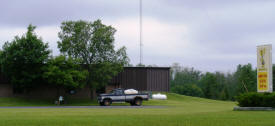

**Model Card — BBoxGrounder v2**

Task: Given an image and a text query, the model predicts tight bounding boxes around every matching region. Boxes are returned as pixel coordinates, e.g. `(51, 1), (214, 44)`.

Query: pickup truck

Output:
(97, 88), (149, 106)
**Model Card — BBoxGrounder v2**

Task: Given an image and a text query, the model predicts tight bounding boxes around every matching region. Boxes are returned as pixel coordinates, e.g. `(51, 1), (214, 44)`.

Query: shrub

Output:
(236, 92), (275, 107)
(171, 84), (204, 97)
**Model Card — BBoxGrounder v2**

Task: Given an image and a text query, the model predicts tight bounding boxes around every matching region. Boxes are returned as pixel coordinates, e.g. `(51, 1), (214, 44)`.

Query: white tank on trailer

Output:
(152, 93), (167, 100)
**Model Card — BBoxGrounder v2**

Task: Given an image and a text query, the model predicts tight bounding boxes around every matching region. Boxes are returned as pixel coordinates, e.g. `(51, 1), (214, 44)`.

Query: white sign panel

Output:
(257, 44), (272, 92)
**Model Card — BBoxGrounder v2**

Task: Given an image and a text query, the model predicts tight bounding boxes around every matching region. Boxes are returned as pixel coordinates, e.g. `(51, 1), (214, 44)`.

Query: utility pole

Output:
(139, 0), (143, 65)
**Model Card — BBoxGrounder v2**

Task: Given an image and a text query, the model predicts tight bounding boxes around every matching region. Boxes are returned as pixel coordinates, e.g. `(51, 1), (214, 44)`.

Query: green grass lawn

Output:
(0, 97), (98, 106)
(0, 93), (275, 126)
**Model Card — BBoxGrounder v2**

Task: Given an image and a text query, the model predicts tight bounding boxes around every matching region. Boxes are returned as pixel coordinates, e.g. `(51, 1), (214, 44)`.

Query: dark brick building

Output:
(107, 67), (170, 92)
(0, 67), (170, 98)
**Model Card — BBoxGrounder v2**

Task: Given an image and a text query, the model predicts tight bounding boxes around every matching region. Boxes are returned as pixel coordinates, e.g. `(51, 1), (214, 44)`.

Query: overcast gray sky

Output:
(0, 0), (274, 72)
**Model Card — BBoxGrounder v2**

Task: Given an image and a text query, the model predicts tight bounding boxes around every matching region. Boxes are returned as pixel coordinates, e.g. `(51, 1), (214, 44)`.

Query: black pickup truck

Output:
(97, 88), (149, 106)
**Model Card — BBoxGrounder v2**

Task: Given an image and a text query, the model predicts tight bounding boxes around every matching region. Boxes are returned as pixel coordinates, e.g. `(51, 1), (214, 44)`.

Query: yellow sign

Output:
(257, 44), (272, 92)
(257, 72), (268, 90)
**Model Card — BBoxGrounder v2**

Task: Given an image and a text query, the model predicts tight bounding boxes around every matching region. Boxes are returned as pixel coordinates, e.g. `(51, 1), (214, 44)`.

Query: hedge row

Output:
(236, 92), (275, 107)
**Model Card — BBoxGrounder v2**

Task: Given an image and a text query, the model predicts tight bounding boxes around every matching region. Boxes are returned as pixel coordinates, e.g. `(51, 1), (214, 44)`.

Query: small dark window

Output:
(115, 90), (123, 95)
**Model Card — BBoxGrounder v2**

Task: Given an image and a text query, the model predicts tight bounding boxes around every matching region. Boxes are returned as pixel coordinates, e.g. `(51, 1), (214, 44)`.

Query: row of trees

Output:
(1, 19), (272, 101)
(0, 20), (129, 98)
(170, 63), (274, 100)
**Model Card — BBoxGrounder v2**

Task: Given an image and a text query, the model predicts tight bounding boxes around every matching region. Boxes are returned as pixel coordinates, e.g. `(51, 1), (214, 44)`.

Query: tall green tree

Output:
(43, 55), (88, 95)
(170, 64), (203, 97)
(224, 72), (238, 100)
(219, 86), (229, 100)
(200, 72), (218, 99)
(0, 24), (51, 90)
(213, 72), (231, 100)
(235, 63), (257, 94)
(171, 84), (204, 97)
(57, 20), (129, 97)
(171, 66), (201, 86)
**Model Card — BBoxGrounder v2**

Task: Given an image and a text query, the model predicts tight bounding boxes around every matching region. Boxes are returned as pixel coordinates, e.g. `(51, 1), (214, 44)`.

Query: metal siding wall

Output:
(109, 67), (170, 92)
(136, 69), (147, 91)
(146, 68), (169, 92)
(115, 68), (146, 91)
(146, 69), (152, 91)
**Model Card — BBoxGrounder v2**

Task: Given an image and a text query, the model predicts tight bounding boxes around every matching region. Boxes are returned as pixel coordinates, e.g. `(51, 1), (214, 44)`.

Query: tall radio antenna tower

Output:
(139, 0), (143, 65)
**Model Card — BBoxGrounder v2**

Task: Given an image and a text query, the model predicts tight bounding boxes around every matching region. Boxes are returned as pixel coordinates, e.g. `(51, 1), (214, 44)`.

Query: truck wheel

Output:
(104, 99), (111, 106)
(134, 98), (142, 106)
(130, 102), (135, 106)
(99, 102), (104, 106)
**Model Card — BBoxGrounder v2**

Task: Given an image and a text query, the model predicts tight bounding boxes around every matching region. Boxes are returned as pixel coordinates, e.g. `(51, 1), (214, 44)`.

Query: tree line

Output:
(170, 63), (275, 100)
(1, 19), (273, 101)
(0, 20), (129, 98)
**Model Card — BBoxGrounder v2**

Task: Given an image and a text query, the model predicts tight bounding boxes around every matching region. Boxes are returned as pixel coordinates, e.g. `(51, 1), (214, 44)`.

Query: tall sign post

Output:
(257, 44), (272, 92)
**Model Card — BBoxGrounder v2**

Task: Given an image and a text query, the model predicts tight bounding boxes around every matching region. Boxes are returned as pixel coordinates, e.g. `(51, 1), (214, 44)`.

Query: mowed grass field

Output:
(0, 93), (275, 126)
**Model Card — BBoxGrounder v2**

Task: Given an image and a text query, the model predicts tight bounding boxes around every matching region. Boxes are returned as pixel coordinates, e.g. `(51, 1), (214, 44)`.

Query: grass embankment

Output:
(1, 93), (275, 126)
(0, 97), (97, 106)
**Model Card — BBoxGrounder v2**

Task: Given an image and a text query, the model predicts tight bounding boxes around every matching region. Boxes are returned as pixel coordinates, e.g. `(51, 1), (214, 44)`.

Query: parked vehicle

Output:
(97, 88), (149, 106)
